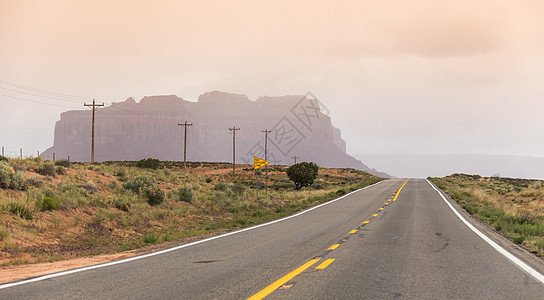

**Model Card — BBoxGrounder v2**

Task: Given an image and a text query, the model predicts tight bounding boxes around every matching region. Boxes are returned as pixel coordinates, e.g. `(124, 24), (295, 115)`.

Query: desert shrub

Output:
(115, 168), (127, 177)
(78, 181), (98, 193)
(177, 186), (194, 203)
(37, 162), (56, 177)
(56, 166), (66, 175)
(3, 202), (33, 220)
(136, 158), (160, 169)
(12, 163), (27, 172)
(336, 189), (347, 196)
(26, 176), (43, 187)
(143, 184), (165, 205)
(0, 155), (7, 162)
(0, 161), (15, 188)
(123, 176), (165, 205)
(36, 197), (59, 211)
(112, 195), (132, 211)
(286, 162), (319, 189)
(9, 171), (27, 190)
(123, 176), (154, 193)
(55, 159), (72, 168)
(0, 162), (26, 190)
(205, 177), (212, 183)
(143, 233), (158, 244)
(214, 182), (231, 192)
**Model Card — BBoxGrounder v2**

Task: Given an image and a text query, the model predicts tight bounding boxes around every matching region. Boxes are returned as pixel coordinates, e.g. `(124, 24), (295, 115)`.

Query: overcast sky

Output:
(1, 0), (543, 159)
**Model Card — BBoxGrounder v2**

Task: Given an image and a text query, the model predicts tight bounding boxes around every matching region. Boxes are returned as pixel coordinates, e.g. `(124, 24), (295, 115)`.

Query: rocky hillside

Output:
(43, 91), (388, 177)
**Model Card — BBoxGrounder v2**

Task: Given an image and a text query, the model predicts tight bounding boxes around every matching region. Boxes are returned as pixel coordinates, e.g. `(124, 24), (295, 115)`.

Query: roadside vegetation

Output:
(429, 174), (544, 256)
(0, 156), (382, 266)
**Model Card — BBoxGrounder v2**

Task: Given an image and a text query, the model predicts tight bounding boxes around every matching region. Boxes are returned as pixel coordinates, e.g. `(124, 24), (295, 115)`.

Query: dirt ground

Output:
(0, 251), (138, 284)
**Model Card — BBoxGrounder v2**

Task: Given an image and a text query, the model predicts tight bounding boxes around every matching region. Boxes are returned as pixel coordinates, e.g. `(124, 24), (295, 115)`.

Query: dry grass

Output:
(0, 158), (382, 266)
(430, 174), (544, 256)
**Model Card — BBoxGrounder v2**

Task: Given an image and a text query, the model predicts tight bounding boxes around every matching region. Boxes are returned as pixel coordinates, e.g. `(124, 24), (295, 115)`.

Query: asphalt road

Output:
(2, 178), (544, 299)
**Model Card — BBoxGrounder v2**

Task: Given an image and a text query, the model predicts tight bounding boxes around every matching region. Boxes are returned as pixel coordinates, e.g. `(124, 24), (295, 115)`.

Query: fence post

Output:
(53, 153), (56, 162)
(20, 148), (22, 159)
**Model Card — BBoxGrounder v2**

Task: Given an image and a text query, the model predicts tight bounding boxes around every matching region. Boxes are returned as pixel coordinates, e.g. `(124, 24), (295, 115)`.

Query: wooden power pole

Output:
(261, 129), (271, 198)
(229, 126), (240, 174)
(292, 156), (299, 164)
(178, 121), (192, 171)
(84, 99), (104, 163)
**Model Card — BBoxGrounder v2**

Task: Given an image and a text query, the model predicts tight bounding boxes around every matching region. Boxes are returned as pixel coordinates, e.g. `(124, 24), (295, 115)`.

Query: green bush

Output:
(143, 233), (158, 244)
(37, 162), (56, 177)
(0, 155), (7, 162)
(56, 166), (66, 175)
(177, 186), (194, 203)
(123, 176), (165, 205)
(0, 161), (15, 188)
(0, 162), (26, 190)
(55, 159), (72, 168)
(36, 197), (59, 211)
(336, 189), (347, 196)
(136, 158), (160, 169)
(286, 162), (319, 190)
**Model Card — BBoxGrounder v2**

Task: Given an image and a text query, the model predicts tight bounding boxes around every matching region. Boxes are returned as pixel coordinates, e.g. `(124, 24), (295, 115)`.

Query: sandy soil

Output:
(0, 251), (139, 284)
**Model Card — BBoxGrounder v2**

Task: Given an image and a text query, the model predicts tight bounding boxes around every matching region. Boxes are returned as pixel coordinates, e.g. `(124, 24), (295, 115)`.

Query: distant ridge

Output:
(43, 92), (389, 177)
(358, 154), (544, 179)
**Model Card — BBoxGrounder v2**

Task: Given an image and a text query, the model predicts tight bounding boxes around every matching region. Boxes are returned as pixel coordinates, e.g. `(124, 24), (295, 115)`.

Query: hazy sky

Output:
(1, 0), (543, 159)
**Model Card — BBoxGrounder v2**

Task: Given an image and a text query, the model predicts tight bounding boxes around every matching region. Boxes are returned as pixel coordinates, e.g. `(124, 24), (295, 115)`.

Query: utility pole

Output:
(84, 99), (104, 163)
(292, 156), (299, 164)
(261, 129), (271, 198)
(178, 121), (193, 171)
(229, 126), (240, 174)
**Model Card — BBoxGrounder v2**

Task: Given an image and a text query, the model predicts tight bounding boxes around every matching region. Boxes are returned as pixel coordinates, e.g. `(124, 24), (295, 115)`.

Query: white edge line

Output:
(426, 179), (544, 284)
(0, 180), (385, 290)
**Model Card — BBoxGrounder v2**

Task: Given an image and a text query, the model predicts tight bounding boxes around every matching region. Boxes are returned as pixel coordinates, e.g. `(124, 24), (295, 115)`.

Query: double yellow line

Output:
(248, 179), (409, 299)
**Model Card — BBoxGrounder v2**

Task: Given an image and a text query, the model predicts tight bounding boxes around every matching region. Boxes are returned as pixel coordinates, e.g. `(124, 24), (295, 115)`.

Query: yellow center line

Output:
(379, 208), (384, 210)
(349, 230), (358, 234)
(249, 179), (410, 299)
(392, 179), (409, 201)
(315, 259), (335, 270)
(248, 258), (321, 300)
(328, 244), (340, 250)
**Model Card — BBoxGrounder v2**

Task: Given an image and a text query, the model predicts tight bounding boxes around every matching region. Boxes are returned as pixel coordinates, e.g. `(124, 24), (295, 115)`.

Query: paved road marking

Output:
(248, 258), (321, 300)
(426, 179), (544, 284)
(249, 179), (409, 299)
(315, 259), (335, 270)
(392, 179), (409, 202)
(328, 244), (340, 250)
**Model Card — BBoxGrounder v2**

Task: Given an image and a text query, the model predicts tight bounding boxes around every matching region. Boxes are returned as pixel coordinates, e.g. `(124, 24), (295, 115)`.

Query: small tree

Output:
(286, 162), (318, 190)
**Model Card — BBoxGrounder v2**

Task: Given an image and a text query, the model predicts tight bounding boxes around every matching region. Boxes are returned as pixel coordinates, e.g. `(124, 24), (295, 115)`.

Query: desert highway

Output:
(2, 178), (544, 299)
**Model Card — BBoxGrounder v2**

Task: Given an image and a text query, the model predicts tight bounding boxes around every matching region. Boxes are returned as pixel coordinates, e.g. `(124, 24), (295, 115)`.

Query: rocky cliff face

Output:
(43, 92), (388, 177)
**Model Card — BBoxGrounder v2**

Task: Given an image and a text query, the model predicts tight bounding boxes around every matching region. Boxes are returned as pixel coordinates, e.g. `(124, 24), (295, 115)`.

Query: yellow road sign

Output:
(254, 156), (270, 170)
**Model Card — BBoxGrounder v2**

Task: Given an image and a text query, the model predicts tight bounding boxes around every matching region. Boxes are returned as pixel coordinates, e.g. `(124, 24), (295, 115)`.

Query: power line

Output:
(0, 79), (89, 100)
(0, 86), (85, 103)
(0, 93), (80, 109)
